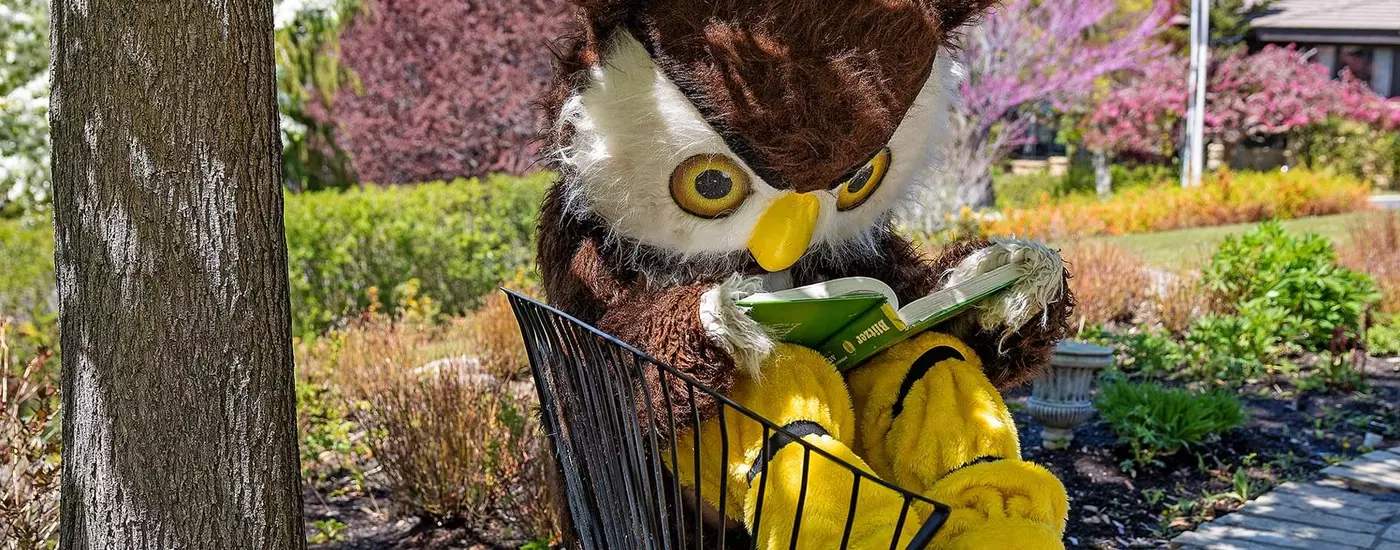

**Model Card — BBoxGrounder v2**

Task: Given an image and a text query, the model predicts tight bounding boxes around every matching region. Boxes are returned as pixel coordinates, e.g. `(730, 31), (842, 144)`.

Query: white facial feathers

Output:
(555, 32), (958, 259)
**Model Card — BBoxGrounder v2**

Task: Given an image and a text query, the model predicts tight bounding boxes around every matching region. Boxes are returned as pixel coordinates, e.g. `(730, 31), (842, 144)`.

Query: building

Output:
(1250, 0), (1400, 97)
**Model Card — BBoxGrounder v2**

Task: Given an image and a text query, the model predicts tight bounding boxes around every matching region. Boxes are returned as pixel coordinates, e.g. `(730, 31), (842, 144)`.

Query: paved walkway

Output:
(1173, 448), (1400, 549)
(1373, 195), (1400, 210)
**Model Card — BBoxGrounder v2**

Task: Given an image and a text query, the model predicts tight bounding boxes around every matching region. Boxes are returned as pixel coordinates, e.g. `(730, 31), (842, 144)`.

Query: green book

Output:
(737, 264), (1021, 370)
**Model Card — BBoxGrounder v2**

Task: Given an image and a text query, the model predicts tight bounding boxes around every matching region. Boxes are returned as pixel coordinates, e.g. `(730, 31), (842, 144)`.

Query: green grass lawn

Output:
(1066, 211), (1373, 267)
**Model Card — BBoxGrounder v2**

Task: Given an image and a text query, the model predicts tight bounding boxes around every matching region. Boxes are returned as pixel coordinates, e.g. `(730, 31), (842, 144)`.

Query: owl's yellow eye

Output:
(670, 154), (752, 219)
(836, 148), (891, 211)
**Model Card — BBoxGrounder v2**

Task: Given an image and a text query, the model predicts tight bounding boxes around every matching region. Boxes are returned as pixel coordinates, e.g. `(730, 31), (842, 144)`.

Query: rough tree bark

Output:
(50, 1), (304, 548)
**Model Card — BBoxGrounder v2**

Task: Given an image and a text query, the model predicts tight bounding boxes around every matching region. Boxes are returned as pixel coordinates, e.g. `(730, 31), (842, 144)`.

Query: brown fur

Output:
(541, 0), (997, 191)
(539, 177), (1071, 430)
(539, 180), (739, 431)
(926, 239), (1076, 388)
(533, 0), (1060, 417)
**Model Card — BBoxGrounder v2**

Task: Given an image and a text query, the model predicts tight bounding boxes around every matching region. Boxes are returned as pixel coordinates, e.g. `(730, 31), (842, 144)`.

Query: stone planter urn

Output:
(1027, 340), (1114, 450)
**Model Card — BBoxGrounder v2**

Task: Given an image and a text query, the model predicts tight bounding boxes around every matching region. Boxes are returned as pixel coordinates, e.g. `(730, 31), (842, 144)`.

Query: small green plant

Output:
(1096, 378), (1248, 468)
(519, 539), (553, 550)
(1301, 349), (1368, 392)
(1228, 466), (1264, 503)
(309, 518), (349, 544)
(296, 376), (371, 485)
(1202, 221), (1379, 351)
(1368, 314), (1400, 356)
(1111, 329), (1187, 379)
(1182, 303), (1298, 383)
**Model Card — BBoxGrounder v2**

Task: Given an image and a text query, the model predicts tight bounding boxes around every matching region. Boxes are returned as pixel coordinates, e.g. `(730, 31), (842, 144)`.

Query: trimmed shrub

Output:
(1202, 221), (1378, 351)
(1063, 162), (1178, 195)
(988, 169), (1371, 239)
(330, 0), (573, 184)
(284, 173), (548, 335)
(3, 174), (549, 336)
(993, 171), (1065, 210)
(1096, 378), (1247, 467)
(993, 163), (1179, 209)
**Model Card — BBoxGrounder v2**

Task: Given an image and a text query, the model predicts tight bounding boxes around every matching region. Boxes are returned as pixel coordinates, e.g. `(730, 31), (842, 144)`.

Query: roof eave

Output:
(1254, 28), (1400, 46)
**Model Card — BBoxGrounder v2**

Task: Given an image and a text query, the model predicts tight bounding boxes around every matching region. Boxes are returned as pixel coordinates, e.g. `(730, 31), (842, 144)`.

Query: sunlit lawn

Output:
(1067, 211), (1371, 267)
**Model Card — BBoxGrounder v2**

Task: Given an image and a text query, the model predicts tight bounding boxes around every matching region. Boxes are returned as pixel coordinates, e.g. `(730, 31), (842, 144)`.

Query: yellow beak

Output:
(747, 193), (821, 272)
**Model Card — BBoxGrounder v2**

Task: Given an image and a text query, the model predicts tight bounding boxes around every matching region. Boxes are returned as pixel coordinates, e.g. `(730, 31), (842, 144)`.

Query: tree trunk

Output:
(50, 1), (304, 548)
(1093, 149), (1113, 201)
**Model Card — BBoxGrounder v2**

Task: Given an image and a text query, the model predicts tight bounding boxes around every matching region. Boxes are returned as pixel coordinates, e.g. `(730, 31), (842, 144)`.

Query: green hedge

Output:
(0, 217), (55, 320)
(993, 162), (1178, 209)
(285, 173), (547, 335)
(1, 173), (549, 335)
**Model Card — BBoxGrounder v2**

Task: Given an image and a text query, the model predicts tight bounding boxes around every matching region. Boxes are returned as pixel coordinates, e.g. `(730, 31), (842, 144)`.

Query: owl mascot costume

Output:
(537, 1), (1073, 548)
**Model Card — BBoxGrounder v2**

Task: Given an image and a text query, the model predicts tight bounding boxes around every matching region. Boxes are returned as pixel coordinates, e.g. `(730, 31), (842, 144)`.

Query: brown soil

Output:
(1012, 356), (1400, 548)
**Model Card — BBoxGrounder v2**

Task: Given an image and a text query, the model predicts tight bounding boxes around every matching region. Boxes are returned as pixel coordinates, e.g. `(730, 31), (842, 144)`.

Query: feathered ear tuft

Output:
(934, 0), (999, 31)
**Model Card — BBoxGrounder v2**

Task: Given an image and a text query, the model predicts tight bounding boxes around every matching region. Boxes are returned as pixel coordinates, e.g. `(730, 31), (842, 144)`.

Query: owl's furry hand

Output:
(944, 238), (1066, 338)
(699, 274), (775, 378)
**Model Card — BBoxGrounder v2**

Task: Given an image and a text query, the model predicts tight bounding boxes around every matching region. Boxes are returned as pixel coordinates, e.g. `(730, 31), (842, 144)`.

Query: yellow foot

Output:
(927, 460), (1068, 549)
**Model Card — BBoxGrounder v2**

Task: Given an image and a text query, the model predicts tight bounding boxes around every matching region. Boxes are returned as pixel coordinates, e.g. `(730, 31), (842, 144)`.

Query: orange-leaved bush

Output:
(988, 169), (1370, 240)
(1063, 242), (1152, 329)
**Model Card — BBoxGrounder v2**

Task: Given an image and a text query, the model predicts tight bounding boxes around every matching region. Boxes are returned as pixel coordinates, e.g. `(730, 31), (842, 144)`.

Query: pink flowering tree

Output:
(1076, 55), (1189, 198)
(328, 0), (572, 184)
(1083, 45), (1399, 165)
(1079, 56), (1188, 157)
(1207, 46), (1341, 144)
(918, 0), (1170, 218)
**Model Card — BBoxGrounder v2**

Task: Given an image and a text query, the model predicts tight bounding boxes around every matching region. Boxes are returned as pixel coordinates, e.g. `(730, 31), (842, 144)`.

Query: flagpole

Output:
(1192, 0), (1210, 186)
(1182, 0), (1210, 187)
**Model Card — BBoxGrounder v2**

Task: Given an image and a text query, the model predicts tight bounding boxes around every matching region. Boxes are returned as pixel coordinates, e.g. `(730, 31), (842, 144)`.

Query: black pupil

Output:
(848, 166), (874, 194)
(696, 169), (734, 200)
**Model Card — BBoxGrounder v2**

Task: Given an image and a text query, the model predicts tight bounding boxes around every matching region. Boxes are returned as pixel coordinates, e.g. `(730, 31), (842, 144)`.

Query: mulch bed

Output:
(308, 358), (1400, 550)
(1011, 356), (1400, 549)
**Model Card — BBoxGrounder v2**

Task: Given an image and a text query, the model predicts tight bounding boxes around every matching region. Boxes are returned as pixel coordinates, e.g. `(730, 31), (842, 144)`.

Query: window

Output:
(1337, 46), (1374, 83)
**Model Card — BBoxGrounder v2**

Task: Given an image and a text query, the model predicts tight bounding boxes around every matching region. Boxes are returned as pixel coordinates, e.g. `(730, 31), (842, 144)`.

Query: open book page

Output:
(815, 264), (1023, 370)
(898, 263), (1021, 324)
(738, 276), (899, 307)
(738, 263), (1023, 370)
(737, 277), (898, 348)
(741, 294), (885, 348)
